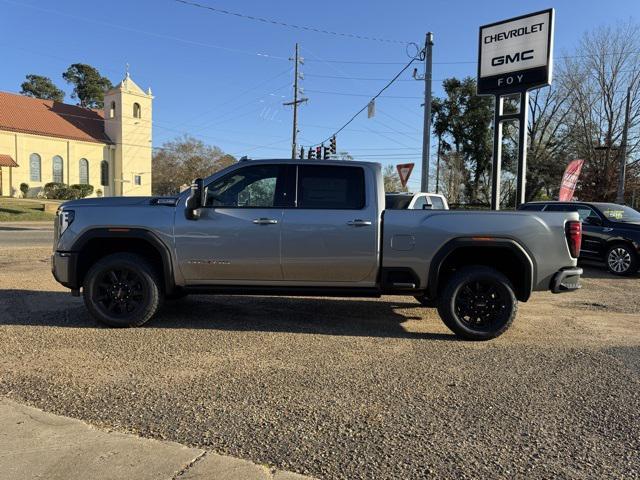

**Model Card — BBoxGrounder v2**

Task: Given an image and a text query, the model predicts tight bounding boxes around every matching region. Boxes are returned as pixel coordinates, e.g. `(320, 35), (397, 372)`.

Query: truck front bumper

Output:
(550, 267), (583, 293)
(51, 251), (80, 290)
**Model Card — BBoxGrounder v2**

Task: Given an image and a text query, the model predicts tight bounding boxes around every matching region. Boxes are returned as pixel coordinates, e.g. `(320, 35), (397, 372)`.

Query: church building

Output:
(0, 73), (153, 197)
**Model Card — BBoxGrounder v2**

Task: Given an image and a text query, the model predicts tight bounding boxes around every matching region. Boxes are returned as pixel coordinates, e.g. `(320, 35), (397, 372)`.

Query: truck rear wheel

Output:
(83, 253), (162, 327)
(437, 266), (517, 341)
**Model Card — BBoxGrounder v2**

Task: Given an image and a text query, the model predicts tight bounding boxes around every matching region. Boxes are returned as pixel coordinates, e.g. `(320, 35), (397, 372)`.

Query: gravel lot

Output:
(1, 246), (639, 479)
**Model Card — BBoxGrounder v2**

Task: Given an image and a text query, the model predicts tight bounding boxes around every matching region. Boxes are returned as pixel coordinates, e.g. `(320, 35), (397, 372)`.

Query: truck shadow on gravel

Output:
(0, 290), (456, 341)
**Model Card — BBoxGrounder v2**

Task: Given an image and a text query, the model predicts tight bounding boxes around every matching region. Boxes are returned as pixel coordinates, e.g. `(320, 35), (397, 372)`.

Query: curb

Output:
(0, 398), (314, 480)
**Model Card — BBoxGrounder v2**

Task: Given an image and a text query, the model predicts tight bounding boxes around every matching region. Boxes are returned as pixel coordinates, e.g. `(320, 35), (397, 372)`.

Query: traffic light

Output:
(330, 135), (337, 154)
(299, 146), (305, 159)
(322, 144), (329, 160)
(308, 147), (314, 159)
(316, 145), (322, 159)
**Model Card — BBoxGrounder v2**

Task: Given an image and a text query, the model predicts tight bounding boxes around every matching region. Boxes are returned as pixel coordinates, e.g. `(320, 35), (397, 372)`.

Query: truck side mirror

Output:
(185, 178), (204, 220)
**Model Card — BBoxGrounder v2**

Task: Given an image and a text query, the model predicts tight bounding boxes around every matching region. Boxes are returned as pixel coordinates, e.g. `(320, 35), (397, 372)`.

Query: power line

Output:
(304, 73), (456, 83)
(305, 56), (419, 147)
(173, 0), (409, 44)
(170, 67), (293, 129)
(306, 89), (422, 99)
(301, 123), (419, 135)
(302, 52), (640, 66)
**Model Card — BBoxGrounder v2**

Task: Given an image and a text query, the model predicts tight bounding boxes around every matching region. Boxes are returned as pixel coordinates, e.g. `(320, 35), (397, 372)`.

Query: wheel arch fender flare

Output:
(71, 228), (176, 294)
(427, 237), (536, 302)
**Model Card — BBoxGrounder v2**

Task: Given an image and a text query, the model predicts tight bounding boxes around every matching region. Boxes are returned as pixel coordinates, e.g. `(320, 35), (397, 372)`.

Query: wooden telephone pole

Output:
(284, 43), (308, 159)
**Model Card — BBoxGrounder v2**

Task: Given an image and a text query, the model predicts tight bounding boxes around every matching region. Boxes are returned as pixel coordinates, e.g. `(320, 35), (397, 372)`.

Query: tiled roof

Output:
(0, 91), (111, 144)
(0, 154), (18, 167)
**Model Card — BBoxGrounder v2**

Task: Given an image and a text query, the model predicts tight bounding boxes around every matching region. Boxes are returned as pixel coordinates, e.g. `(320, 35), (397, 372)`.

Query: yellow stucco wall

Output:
(0, 75), (153, 198)
(0, 130), (111, 197)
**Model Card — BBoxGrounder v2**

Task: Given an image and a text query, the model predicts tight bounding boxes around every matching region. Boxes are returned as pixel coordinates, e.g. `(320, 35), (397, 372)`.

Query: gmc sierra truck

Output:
(52, 159), (583, 340)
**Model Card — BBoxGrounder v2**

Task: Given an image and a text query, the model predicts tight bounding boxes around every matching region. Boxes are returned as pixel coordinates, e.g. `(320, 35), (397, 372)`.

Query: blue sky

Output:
(1, 0), (638, 189)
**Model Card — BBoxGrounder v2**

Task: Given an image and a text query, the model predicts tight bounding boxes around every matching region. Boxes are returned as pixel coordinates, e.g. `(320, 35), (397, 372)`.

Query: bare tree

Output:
(383, 164), (407, 192)
(560, 20), (640, 201)
(524, 86), (575, 200)
(152, 135), (236, 195)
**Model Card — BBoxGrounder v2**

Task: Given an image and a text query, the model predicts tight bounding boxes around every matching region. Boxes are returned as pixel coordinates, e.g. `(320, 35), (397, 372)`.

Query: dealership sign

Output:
(477, 9), (554, 94)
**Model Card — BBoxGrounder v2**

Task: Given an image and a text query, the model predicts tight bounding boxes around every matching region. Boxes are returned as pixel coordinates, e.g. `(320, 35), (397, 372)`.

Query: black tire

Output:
(605, 243), (638, 276)
(83, 253), (162, 327)
(437, 266), (517, 341)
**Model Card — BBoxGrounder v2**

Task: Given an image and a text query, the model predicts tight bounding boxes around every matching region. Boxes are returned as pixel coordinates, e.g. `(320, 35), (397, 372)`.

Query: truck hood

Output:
(61, 196), (178, 208)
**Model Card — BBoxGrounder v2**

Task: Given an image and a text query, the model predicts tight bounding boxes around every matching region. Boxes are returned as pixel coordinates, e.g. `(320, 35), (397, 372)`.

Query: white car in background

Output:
(385, 192), (449, 210)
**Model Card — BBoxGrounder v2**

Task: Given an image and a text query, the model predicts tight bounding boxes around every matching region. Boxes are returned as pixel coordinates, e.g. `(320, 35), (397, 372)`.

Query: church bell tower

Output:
(103, 70), (153, 196)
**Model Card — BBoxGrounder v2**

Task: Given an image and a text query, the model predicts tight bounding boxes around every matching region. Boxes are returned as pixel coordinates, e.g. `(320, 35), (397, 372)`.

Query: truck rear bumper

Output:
(550, 267), (582, 293)
(51, 251), (79, 290)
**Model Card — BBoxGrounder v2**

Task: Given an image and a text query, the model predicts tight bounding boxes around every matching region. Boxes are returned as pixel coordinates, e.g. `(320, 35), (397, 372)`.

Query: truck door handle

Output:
(347, 219), (372, 227)
(252, 218), (278, 225)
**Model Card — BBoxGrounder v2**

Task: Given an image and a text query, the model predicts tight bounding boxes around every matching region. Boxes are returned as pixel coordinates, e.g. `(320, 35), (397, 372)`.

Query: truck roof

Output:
(239, 158), (381, 168)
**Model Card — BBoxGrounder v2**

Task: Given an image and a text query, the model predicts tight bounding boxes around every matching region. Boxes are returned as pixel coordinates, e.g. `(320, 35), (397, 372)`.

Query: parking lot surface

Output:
(0, 246), (639, 479)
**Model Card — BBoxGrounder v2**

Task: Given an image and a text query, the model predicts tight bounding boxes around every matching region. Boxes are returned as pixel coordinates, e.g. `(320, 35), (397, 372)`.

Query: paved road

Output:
(1, 247), (639, 479)
(0, 223), (52, 248)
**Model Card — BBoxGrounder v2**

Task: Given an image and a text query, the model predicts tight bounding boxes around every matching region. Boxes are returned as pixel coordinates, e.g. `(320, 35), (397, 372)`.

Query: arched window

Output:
(52, 155), (64, 183)
(29, 153), (41, 182)
(133, 102), (141, 119)
(109, 101), (116, 118)
(100, 160), (109, 186)
(79, 158), (89, 184)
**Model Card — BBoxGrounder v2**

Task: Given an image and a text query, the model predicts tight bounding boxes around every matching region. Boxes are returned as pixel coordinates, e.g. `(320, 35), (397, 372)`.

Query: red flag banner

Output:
(558, 159), (584, 201)
(396, 163), (415, 188)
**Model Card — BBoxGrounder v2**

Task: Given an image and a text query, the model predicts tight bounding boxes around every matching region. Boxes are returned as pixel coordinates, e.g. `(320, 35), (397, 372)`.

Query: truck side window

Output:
(413, 196), (426, 209)
(205, 164), (291, 208)
(430, 196), (445, 209)
(576, 206), (600, 223)
(298, 165), (365, 209)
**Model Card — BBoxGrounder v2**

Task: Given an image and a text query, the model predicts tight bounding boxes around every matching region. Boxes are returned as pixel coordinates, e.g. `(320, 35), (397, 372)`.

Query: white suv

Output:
(385, 192), (449, 210)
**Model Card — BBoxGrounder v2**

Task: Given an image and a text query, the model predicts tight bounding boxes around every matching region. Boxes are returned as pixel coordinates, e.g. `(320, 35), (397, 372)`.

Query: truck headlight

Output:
(57, 208), (75, 236)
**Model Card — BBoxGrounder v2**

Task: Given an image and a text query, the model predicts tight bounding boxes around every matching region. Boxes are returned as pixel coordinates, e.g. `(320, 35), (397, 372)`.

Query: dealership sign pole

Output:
(478, 9), (555, 209)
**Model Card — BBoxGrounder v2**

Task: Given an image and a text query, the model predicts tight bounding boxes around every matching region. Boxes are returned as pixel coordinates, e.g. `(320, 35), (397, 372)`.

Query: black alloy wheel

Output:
(94, 267), (146, 317)
(454, 279), (509, 332)
(437, 266), (517, 340)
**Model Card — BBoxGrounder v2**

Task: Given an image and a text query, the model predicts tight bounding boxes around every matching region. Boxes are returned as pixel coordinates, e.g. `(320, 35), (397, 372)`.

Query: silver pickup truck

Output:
(52, 159), (582, 340)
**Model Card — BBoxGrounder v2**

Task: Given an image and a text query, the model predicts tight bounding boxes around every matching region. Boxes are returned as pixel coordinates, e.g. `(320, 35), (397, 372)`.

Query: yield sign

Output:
(396, 163), (415, 188)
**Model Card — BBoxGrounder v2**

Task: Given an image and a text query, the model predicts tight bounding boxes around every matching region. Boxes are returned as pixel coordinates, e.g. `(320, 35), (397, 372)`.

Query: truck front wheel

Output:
(437, 266), (517, 340)
(83, 253), (162, 327)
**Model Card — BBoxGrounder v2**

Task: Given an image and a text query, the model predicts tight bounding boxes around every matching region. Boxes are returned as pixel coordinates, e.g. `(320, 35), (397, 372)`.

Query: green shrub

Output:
(69, 184), (94, 199)
(43, 182), (94, 200)
(19, 183), (29, 197)
(43, 182), (68, 199)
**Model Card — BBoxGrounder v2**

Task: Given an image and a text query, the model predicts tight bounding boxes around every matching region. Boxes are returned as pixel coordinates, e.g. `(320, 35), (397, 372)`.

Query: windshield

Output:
(594, 203), (640, 223)
(385, 195), (412, 209)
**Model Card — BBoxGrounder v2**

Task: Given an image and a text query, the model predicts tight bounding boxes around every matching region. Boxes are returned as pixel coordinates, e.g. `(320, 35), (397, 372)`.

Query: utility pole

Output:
(283, 43), (307, 159)
(616, 82), (634, 204)
(420, 33), (434, 192)
(435, 136), (441, 194)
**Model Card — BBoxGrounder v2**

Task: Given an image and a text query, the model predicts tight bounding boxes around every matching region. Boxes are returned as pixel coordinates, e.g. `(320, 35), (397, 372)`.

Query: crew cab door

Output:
(281, 164), (379, 285)
(174, 163), (294, 282)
